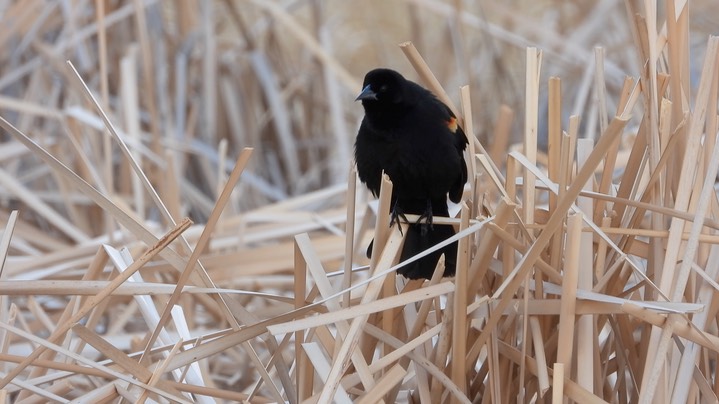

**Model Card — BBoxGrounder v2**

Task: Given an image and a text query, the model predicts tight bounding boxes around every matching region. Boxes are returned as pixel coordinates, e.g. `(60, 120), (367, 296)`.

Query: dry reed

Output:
(0, 0), (718, 403)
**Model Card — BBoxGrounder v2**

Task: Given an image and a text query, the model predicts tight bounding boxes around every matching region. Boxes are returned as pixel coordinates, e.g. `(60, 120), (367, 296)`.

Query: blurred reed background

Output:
(0, 0), (719, 402)
(6, 0), (716, 218)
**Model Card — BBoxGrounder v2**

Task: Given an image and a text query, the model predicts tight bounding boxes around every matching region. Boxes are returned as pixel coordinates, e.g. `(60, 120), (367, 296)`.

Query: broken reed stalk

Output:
(523, 47), (540, 228)
(0, 217), (193, 389)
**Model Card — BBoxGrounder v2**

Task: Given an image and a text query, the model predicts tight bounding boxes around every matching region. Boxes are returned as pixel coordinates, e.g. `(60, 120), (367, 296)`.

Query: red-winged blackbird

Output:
(355, 68), (468, 280)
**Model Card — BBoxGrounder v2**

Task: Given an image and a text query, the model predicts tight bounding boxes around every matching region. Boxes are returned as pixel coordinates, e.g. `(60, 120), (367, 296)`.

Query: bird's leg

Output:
(390, 200), (409, 235)
(417, 199), (434, 236)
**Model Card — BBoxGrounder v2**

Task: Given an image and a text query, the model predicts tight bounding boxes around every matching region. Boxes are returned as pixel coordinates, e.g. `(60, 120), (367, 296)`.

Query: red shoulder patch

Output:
(446, 117), (458, 133)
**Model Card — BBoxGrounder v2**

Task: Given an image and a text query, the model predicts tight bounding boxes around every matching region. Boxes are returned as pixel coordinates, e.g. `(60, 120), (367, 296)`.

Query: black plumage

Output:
(354, 68), (468, 280)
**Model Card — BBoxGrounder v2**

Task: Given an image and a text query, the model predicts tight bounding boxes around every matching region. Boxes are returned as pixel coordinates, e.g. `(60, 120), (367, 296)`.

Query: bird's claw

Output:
(419, 219), (432, 236)
(390, 207), (409, 235)
(417, 201), (434, 236)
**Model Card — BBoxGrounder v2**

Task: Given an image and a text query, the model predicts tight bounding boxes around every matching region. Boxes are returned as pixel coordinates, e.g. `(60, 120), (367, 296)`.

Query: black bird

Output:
(354, 68), (468, 280)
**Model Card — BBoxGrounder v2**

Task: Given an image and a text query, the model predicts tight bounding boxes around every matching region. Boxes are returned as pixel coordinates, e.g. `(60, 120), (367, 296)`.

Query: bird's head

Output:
(355, 68), (407, 106)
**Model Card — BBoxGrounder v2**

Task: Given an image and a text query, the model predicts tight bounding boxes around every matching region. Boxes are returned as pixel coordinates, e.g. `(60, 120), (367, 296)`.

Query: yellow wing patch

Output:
(446, 117), (458, 133)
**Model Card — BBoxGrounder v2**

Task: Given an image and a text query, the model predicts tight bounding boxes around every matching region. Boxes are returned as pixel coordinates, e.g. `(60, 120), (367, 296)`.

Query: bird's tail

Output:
(397, 223), (457, 280)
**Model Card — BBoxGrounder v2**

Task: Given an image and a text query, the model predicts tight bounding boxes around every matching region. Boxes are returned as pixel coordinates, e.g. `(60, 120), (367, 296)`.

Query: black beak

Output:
(355, 84), (377, 101)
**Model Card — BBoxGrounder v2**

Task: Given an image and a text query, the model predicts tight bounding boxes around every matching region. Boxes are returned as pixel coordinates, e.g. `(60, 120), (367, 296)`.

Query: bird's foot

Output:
(390, 203), (409, 235)
(416, 200), (434, 236)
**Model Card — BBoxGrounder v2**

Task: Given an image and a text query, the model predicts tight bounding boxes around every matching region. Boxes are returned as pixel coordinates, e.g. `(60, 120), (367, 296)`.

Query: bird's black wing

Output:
(354, 119), (385, 197)
(442, 105), (468, 204)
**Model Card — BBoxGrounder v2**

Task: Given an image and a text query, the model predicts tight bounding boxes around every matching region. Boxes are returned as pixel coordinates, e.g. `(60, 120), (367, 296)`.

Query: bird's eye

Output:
(379, 84), (388, 92)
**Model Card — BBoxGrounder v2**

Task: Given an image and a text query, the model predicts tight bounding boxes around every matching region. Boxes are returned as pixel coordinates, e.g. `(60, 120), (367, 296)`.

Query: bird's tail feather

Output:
(397, 223), (457, 280)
